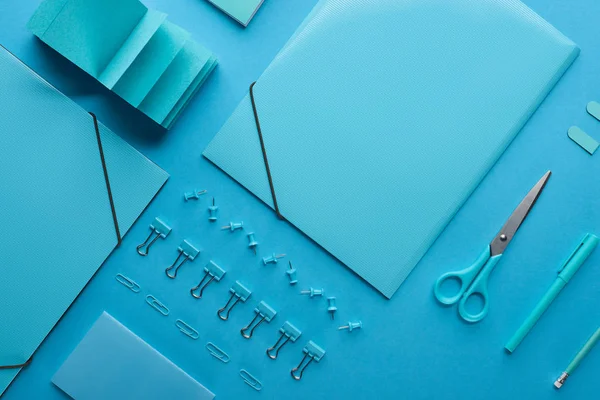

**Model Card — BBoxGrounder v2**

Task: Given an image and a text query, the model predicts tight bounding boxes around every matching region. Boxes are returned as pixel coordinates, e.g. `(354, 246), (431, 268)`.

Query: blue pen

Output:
(505, 233), (599, 353)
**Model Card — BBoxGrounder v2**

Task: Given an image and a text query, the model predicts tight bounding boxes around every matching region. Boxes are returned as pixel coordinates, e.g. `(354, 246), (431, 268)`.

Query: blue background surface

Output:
(0, 0), (599, 399)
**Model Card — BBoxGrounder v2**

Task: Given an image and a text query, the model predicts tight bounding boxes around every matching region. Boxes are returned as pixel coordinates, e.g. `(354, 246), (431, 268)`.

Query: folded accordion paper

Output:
(203, 0), (579, 298)
(0, 46), (168, 395)
(52, 313), (215, 400)
(27, 0), (218, 129)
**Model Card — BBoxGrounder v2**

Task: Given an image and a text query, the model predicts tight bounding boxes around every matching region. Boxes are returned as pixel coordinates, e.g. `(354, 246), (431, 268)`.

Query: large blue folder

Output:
(204, 0), (579, 298)
(0, 46), (168, 394)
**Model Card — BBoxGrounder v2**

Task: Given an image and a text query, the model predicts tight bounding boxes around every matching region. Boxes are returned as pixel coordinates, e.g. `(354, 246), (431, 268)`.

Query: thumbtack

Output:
(300, 288), (324, 298)
(208, 198), (218, 222)
(286, 262), (298, 285)
(247, 232), (259, 254)
(184, 189), (207, 201)
(263, 253), (286, 265)
(326, 297), (337, 320)
(221, 221), (244, 231)
(338, 321), (362, 332)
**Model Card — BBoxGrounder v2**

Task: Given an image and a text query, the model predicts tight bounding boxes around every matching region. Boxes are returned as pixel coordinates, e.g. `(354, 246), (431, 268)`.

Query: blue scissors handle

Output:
(434, 246), (503, 323)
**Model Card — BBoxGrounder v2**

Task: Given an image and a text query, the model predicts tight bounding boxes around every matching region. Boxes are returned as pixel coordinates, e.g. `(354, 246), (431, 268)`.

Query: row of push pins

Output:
(221, 221), (264, 255)
(300, 287), (338, 320)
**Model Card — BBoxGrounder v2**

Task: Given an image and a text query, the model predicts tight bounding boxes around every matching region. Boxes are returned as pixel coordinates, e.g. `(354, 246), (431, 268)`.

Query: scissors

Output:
(434, 171), (552, 323)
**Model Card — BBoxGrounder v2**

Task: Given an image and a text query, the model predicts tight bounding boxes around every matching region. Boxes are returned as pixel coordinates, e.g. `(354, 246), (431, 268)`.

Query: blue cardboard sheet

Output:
(203, 0), (579, 298)
(0, 46), (168, 395)
(52, 313), (215, 400)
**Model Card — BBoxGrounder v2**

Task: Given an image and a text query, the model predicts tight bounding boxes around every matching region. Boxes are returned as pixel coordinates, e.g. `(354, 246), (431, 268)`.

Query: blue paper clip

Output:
(165, 240), (200, 279)
(190, 260), (226, 299)
(136, 217), (171, 256)
(291, 341), (326, 380)
(240, 369), (262, 391)
(267, 321), (302, 359)
(240, 301), (277, 339)
(145, 295), (169, 316)
(115, 273), (140, 293)
(175, 319), (199, 340)
(218, 281), (252, 321)
(206, 342), (230, 363)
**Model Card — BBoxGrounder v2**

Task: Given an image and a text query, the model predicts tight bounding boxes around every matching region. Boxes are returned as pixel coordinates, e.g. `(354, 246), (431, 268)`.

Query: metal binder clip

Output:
(221, 221), (244, 231)
(240, 301), (277, 339)
(247, 232), (259, 254)
(291, 341), (326, 381)
(263, 253), (286, 265)
(184, 189), (207, 201)
(136, 217), (172, 256)
(208, 198), (219, 222)
(267, 321), (302, 359)
(217, 281), (252, 320)
(165, 240), (200, 279)
(190, 260), (226, 299)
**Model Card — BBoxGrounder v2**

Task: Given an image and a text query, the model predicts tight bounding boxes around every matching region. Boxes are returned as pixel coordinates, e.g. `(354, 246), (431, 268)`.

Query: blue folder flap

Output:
(52, 313), (215, 400)
(0, 47), (168, 394)
(204, 0), (579, 298)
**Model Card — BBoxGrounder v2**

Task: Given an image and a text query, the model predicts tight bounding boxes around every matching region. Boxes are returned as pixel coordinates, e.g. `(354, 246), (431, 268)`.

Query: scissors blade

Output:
(489, 171), (551, 256)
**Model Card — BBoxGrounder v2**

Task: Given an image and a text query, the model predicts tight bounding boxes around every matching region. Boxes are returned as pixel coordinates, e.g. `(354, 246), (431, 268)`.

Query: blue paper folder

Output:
(204, 0), (579, 298)
(0, 46), (168, 394)
(52, 313), (215, 400)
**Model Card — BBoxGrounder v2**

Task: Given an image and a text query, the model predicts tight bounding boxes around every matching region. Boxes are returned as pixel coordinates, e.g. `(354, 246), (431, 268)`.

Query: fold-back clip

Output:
(0, 357), (33, 370)
(267, 321), (302, 360)
(136, 217), (172, 256)
(165, 240), (200, 279)
(190, 260), (226, 299)
(291, 341), (326, 381)
(217, 280), (252, 321)
(240, 301), (277, 339)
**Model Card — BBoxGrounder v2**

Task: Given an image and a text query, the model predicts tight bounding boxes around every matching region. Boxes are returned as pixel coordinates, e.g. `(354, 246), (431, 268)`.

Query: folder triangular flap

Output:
(0, 47), (168, 394)
(204, 0), (579, 298)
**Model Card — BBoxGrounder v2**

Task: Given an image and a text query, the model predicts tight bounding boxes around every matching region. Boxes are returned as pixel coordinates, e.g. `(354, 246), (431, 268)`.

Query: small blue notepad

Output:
(52, 313), (215, 400)
(28, 0), (218, 129)
(207, 0), (265, 27)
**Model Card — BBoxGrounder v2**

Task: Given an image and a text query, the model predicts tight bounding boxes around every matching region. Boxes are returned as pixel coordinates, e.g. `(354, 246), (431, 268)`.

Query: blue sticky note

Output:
(27, 0), (217, 129)
(52, 313), (215, 400)
(203, 0), (579, 298)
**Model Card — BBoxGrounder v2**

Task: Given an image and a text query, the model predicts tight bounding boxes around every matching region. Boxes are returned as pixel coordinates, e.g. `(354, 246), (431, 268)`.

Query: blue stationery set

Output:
(1, 0), (599, 398)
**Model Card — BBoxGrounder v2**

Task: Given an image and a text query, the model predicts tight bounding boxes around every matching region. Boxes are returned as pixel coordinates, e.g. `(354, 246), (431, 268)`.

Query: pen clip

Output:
(558, 234), (591, 274)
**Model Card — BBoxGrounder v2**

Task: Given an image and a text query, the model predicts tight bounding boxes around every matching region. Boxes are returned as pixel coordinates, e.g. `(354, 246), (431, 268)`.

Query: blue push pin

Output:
(221, 221), (244, 232)
(300, 287), (324, 298)
(247, 232), (259, 254)
(184, 189), (207, 201)
(263, 253), (285, 265)
(286, 262), (298, 285)
(338, 321), (362, 332)
(208, 198), (218, 222)
(326, 297), (337, 320)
